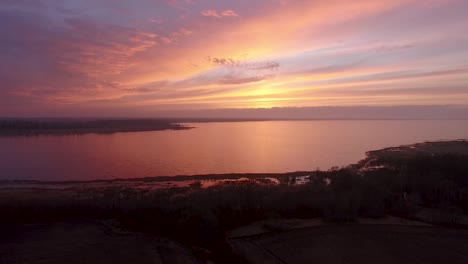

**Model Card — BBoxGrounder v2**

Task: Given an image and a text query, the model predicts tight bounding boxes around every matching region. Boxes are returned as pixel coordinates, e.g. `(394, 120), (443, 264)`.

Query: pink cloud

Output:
(57, 18), (158, 78)
(159, 27), (193, 44)
(201, 9), (239, 18)
(221, 10), (239, 17)
(201, 9), (219, 17)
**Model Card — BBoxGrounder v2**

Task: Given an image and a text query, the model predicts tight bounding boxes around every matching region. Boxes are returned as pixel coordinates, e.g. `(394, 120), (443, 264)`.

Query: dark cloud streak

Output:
(208, 57), (280, 70)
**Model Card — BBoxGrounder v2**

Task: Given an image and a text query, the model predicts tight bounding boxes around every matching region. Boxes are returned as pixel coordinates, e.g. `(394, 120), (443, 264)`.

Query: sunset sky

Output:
(1, 0), (468, 117)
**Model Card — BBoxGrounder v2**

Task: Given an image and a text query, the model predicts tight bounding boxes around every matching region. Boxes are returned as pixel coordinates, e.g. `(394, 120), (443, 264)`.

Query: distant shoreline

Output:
(0, 118), (191, 136)
(0, 172), (310, 185)
(1, 118), (466, 136)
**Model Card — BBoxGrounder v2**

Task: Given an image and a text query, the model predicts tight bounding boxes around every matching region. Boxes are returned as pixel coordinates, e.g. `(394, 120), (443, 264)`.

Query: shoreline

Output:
(0, 118), (192, 137)
(1, 118), (467, 137)
(0, 171), (312, 185)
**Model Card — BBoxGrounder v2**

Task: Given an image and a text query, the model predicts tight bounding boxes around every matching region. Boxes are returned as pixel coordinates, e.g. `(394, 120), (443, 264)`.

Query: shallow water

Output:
(1, 120), (467, 181)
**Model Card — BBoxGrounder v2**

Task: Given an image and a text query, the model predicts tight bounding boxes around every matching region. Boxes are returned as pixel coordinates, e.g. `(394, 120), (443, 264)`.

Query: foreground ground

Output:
(230, 224), (468, 264)
(2, 221), (468, 264)
(0, 222), (199, 264)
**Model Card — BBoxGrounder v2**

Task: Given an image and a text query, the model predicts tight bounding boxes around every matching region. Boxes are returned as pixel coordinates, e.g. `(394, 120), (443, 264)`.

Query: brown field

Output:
(230, 224), (468, 264)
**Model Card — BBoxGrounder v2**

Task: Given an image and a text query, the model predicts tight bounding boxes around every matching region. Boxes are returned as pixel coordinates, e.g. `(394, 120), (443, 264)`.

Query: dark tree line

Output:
(0, 119), (187, 135)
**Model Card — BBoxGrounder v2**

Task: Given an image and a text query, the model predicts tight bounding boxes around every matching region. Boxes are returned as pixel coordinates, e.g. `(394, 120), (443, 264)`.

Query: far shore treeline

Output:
(0, 119), (189, 136)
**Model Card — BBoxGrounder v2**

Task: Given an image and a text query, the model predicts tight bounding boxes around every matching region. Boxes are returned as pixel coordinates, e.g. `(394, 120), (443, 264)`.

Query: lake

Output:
(1, 120), (467, 181)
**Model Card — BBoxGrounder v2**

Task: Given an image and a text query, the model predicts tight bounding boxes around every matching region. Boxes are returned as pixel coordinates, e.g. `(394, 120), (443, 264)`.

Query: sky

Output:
(1, 0), (468, 117)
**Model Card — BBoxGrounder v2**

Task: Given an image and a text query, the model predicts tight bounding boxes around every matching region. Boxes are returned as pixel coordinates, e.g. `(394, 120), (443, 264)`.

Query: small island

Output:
(0, 119), (190, 136)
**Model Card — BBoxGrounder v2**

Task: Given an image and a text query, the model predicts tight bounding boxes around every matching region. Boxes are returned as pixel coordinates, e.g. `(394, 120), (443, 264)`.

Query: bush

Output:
(430, 203), (464, 225)
(390, 193), (421, 217)
(323, 191), (361, 222)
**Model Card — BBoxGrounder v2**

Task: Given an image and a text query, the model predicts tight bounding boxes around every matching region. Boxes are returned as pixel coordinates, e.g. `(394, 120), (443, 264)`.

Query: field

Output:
(230, 224), (468, 264)
(0, 222), (199, 264)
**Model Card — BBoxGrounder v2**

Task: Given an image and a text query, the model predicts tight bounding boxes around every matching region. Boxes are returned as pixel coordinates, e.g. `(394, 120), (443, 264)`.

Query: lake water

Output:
(1, 120), (467, 181)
